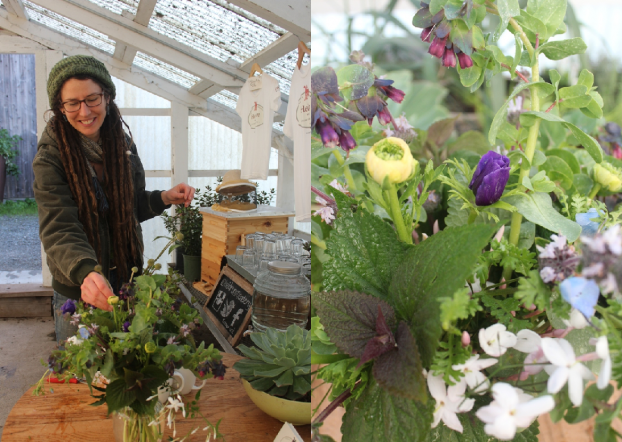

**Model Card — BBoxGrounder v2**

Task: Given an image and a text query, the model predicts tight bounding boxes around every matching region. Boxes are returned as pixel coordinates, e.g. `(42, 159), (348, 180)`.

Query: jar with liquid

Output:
(251, 261), (311, 332)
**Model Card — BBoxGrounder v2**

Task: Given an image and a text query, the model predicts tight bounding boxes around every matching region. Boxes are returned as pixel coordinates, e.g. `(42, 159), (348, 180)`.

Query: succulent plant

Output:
(233, 324), (311, 402)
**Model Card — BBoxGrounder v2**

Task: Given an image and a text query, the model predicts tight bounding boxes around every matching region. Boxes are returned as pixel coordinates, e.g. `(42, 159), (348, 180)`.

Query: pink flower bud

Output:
(428, 36), (446, 58)
(457, 52), (474, 69)
(442, 48), (456, 68)
(421, 26), (433, 43)
(461, 331), (470, 347)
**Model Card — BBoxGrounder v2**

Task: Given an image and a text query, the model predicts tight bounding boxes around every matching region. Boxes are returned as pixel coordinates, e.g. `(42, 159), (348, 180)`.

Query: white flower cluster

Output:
(429, 323), (611, 440)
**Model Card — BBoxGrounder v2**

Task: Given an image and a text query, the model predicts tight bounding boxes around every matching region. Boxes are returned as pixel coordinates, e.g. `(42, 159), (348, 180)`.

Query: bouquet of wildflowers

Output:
(310, 1), (622, 441)
(36, 239), (226, 441)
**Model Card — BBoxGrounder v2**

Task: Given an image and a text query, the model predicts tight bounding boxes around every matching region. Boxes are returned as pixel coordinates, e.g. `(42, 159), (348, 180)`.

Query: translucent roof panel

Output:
(148, 0), (283, 64)
(210, 90), (238, 110)
(86, 0), (138, 16)
(23, 1), (115, 55)
(133, 51), (200, 88)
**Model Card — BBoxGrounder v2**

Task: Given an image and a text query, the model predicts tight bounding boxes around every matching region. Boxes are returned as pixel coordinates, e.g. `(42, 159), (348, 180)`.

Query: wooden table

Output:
(3, 354), (311, 442)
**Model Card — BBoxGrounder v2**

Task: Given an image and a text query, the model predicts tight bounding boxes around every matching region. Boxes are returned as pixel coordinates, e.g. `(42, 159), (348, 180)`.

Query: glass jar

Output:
(251, 261), (311, 332)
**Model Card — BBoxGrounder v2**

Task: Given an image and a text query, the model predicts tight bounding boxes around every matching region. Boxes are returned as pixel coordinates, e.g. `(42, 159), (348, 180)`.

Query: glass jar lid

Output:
(267, 261), (301, 275)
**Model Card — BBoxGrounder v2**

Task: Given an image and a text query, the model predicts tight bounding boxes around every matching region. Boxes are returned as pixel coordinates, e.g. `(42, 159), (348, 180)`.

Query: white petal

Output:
(596, 336), (610, 359)
(427, 373), (447, 401)
(575, 362), (596, 381)
(486, 414), (517, 441)
(569, 309), (589, 329)
(547, 367), (570, 394)
(557, 338), (577, 362)
(476, 403), (504, 424)
(457, 397), (475, 413)
(447, 379), (467, 399)
(473, 356), (498, 371)
(515, 396), (555, 422)
(466, 371), (489, 394)
(598, 357), (612, 389)
(491, 383), (519, 409)
(442, 409), (464, 433)
(514, 330), (541, 353)
(431, 408), (443, 428)
(567, 368), (586, 406)
(541, 338), (571, 366)
(499, 331), (517, 348)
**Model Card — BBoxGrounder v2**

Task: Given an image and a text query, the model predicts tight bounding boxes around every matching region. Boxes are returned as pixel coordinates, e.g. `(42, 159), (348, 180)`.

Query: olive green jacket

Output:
(33, 123), (170, 300)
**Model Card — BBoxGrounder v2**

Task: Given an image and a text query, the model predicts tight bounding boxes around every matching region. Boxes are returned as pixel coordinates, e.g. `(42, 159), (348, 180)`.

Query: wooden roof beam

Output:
(224, 0), (310, 41)
(2, 0), (29, 20)
(113, 0), (158, 65)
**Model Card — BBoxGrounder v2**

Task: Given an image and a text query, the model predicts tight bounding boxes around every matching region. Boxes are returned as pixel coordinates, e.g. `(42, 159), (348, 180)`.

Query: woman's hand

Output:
(162, 183), (195, 207)
(81, 272), (114, 311)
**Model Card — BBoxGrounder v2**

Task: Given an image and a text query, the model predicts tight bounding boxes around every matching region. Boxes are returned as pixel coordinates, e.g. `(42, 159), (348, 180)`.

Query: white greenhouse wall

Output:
(112, 77), (170, 108)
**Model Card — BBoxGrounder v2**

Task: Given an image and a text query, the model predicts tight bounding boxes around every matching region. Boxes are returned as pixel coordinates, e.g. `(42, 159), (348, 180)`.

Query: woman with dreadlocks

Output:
(33, 56), (194, 342)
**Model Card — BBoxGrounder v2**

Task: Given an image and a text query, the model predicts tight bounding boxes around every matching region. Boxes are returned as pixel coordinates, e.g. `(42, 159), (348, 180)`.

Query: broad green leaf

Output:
(314, 290), (396, 359)
(450, 21), (474, 56)
(323, 209), (411, 300)
(503, 221), (536, 249)
(538, 38), (587, 61)
(388, 224), (495, 367)
(511, 33), (523, 76)
(526, 0), (567, 41)
(337, 65), (375, 101)
(514, 10), (547, 44)
(341, 379), (434, 442)
(489, 82), (554, 145)
(577, 69), (594, 90)
(427, 117), (457, 148)
(573, 173), (594, 196)
(105, 379), (137, 415)
(429, 0), (448, 15)
(581, 91), (604, 119)
(458, 64), (482, 87)
(540, 156), (574, 189)
(443, 0), (466, 20)
(495, 0), (520, 41)
(446, 130), (491, 156)
(559, 85), (588, 100)
(487, 45), (512, 67)
(504, 193), (581, 241)
(519, 111), (603, 163)
(412, 7), (434, 28)
(546, 149), (580, 174)
(471, 25), (485, 50)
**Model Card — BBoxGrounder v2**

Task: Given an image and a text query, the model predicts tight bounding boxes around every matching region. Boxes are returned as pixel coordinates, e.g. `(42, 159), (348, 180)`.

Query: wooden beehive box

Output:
(199, 206), (294, 287)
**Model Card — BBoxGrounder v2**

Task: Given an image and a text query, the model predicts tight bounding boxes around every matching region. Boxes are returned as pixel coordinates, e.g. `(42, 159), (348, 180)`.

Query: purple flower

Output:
(338, 131), (357, 152)
(457, 52), (473, 69)
(118, 282), (135, 300)
(317, 119), (339, 148)
(60, 299), (77, 315)
(469, 151), (510, 206)
(122, 321), (131, 332)
(375, 79), (405, 104)
(421, 26), (433, 42)
(377, 106), (393, 126)
(429, 36), (447, 58)
(442, 48), (456, 68)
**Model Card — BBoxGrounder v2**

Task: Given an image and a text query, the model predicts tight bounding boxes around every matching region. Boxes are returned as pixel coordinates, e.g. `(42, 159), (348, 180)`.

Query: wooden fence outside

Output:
(0, 53), (38, 200)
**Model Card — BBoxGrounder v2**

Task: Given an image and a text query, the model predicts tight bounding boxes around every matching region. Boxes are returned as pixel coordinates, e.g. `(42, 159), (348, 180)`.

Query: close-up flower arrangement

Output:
(34, 239), (226, 442)
(311, 0), (622, 441)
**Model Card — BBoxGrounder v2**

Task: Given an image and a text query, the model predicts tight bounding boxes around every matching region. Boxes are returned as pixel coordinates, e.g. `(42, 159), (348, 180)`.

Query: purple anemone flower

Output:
(61, 299), (77, 315)
(457, 52), (473, 69)
(317, 119), (339, 148)
(122, 321), (131, 332)
(442, 48), (456, 68)
(469, 151), (510, 206)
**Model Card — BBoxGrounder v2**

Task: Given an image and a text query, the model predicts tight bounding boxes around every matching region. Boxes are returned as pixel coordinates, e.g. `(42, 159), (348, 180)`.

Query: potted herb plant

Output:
(35, 239), (226, 442)
(0, 128), (22, 203)
(232, 324), (311, 425)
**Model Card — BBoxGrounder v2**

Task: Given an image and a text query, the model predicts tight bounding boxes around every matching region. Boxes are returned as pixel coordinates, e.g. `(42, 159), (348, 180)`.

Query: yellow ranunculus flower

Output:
(594, 162), (622, 192)
(365, 137), (416, 185)
(144, 342), (157, 354)
(107, 295), (119, 305)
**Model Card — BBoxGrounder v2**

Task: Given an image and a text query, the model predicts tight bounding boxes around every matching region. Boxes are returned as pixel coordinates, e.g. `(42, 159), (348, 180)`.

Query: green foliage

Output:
(439, 288), (482, 334)
(514, 270), (552, 312)
(430, 337), (472, 386)
(0, 128), (22, 177)
(481, 238), (537, 279)
(480, 294), (530, 333)
(317, 357), (370, 403)
(0, 198), (37, 216)
(233, 325), (311, 402)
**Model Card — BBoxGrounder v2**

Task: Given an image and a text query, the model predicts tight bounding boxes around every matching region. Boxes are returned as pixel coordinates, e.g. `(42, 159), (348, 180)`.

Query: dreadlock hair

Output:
(49, 75), (141, 284)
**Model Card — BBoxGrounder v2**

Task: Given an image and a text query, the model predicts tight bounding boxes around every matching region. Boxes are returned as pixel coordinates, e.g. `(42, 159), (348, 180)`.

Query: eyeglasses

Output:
(61, 93), (104, 113)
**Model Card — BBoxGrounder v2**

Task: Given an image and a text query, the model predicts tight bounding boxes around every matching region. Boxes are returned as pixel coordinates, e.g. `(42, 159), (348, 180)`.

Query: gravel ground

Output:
(0, 215), (41, 272)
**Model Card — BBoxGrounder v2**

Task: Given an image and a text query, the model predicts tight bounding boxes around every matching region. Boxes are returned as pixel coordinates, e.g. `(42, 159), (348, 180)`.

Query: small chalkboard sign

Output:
(204, 266), (254, 346)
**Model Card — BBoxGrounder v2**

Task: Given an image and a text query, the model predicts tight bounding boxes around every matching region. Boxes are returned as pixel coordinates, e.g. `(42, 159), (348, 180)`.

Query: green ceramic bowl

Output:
(241, 379), (311, 426)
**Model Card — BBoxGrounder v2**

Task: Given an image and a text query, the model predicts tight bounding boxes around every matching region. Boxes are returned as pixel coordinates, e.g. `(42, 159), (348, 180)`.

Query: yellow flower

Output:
(366, 137), (416, 185)
(144, 342), (157, 353)
(107, 296), (119, 305)
(594, 162), (622, 192)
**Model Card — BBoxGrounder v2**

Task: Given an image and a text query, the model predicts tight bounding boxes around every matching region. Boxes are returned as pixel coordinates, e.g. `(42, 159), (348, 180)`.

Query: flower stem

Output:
(311, 235), (327, 250)
(388, 185), (413, 244)
(588, 183), (601, 201)
(504, 42), (541, 281)
(332, 149), (358, 192)
(467, 209), (478, 224)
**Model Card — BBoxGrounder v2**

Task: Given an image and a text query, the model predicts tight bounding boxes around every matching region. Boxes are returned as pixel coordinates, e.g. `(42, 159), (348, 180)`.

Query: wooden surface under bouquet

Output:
(312, 368), (622, 442)
(3, 353), (311, 441)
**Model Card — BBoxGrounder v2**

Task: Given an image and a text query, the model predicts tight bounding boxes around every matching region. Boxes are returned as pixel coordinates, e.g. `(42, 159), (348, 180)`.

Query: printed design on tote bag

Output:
(296, 85), (311, 128)
(248, 101), (264, 128)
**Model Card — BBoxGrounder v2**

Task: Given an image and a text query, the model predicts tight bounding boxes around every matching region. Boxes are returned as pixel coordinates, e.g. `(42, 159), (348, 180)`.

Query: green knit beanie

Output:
(47, 55), (116, 108)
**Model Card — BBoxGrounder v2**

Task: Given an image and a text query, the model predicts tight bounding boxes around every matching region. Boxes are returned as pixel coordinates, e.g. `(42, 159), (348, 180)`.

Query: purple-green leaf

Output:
(312, 67), (339, 96)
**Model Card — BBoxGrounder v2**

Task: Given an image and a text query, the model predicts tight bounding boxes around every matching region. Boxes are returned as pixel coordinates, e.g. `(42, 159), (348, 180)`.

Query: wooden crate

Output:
(0, 284), (53, 318)
(200, 207), (294, 285)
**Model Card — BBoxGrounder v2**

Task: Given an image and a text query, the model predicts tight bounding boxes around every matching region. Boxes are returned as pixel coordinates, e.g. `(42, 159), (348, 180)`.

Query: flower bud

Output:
(593, 162), (622, 192)
(131, 266), (139, 273)
(428, 36), (446, 58)
(145, 342), (157, 353)
(421, 26), (433, 43)
(94, 265), (103, 273)
(457, 52), (473, 69)
(147, 259), (155, 266)
(107, 296), (119, 305)
(461, 331), (470, 347)
(175, 232), (184, 241)
(154, 263), (162, 270)
(469, 151), (510, 206)
(366, 137), (415, 185)
(442, 48), (456, 68)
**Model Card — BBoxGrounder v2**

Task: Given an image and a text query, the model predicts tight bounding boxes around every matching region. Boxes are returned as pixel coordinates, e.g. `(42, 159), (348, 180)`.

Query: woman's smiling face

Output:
(60, 78), (109, 142)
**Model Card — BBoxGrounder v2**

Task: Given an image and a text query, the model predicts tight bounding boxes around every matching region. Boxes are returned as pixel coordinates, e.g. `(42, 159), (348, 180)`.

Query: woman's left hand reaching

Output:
(162, 183), (195, 207)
